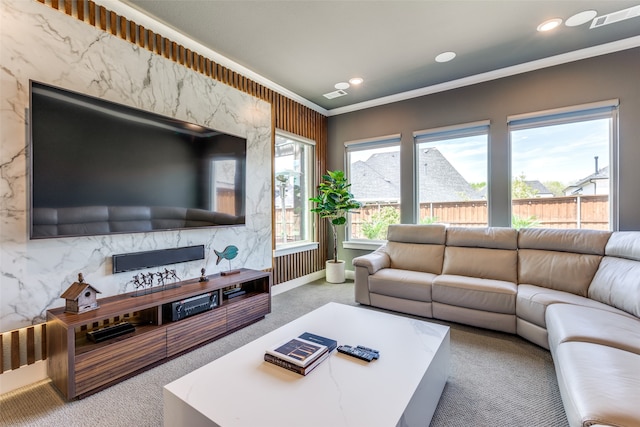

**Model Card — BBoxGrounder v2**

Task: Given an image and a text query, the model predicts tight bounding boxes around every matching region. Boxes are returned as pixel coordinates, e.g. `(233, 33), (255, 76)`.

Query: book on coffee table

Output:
(264, 350), (330, 376)
(298, 332), (338, 352)
(265, 337), (328, 368)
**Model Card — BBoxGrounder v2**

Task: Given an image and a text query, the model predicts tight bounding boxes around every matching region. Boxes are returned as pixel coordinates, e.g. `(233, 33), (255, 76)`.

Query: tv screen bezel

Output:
(28, 80), (247, 240)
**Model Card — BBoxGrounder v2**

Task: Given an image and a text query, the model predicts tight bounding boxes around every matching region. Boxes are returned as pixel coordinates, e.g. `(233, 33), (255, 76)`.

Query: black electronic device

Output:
(163, 291), (219, 322)
(222, 287), (246, 299)
(86, 321), (135, 343)
(337, 345), (378, 362)
(29, 80), (248, 240)
(356, 345), (380, 359)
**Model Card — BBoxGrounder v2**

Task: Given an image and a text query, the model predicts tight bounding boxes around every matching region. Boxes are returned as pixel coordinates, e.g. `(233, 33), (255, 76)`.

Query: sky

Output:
(354, 118), (610, 186)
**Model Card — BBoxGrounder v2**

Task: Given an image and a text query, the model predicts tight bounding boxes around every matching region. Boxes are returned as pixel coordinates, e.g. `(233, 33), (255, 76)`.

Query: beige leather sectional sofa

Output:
(353, 224), (640, 427)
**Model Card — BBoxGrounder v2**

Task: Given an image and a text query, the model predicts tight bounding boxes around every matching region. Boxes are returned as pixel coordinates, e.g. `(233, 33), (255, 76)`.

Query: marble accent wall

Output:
(0, 0), (272, 332)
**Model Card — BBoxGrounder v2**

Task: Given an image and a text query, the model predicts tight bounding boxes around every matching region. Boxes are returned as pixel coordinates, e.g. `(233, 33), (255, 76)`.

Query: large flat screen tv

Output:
(29, 81), (247, 239)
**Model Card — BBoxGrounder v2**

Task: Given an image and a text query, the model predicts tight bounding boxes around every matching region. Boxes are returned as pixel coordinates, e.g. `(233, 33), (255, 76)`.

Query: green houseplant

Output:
(309, 170), (361, 282)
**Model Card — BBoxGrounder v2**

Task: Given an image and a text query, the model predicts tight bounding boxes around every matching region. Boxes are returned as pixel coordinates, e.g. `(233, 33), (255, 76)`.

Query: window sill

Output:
(343, 240), (386, 251)
(274, 242), (319, 257)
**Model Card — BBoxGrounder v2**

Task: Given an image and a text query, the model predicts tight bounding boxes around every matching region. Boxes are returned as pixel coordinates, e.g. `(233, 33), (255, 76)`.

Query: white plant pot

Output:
(325, 260), (346, 283)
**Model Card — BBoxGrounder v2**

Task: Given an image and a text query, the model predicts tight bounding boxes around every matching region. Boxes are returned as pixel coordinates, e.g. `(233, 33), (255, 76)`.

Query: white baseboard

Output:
(0, 361), (48, 396)
(271, 270), (326, 296)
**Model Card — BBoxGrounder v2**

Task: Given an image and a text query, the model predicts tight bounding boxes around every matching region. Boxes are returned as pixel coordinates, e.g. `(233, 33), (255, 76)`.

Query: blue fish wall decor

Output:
(215, 245), (239, 265)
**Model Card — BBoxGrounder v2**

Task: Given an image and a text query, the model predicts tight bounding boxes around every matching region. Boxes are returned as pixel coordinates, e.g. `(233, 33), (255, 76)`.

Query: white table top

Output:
(164, 302), (450, 427)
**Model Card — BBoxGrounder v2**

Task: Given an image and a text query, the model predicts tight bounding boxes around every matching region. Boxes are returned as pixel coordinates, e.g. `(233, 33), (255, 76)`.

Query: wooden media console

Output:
(46, 268), (271, 400)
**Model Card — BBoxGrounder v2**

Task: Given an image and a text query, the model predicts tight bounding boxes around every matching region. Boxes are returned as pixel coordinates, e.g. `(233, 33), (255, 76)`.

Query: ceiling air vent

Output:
(323, 89), (348, 99)
(590, 5), (640, 28)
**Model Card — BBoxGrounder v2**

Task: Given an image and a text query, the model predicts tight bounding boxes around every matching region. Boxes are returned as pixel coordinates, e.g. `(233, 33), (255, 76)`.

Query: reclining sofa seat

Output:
(515, 228), (613, 349)
(544, 232), (640, 427)
(432, 226), (518, 333)
(354, 224), (446, 318)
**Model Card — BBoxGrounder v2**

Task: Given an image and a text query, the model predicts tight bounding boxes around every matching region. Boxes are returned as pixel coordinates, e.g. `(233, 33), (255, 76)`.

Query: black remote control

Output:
(337, 345), (376, 362)
(356, 345), (380, 359)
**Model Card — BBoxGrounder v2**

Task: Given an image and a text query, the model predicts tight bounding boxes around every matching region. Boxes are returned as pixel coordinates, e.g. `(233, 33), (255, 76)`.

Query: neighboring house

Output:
(564, 166), (609, 196)
(350, 148), (482, 203)
(525, 180), (554, 198)
(478, 180), (553, 199)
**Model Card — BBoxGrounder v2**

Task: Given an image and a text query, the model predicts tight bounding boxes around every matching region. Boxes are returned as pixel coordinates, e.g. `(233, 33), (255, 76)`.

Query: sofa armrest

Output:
(353, 249), (390, 275)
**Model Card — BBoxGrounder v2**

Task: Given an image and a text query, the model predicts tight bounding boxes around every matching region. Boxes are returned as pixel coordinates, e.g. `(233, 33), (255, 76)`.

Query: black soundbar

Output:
(87, 322), (135, 343)
(112, 245), (204, 273)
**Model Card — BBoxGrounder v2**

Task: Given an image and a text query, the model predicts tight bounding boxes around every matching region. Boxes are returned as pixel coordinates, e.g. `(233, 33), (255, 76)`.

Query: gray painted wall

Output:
(327, 48), (640, 266)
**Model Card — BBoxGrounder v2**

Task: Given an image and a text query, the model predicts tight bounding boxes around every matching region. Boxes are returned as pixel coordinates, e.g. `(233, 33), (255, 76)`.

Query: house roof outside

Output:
(525, 180), (554, 197)
(564, 166), (610, 194)
(350, 148), (482, 203)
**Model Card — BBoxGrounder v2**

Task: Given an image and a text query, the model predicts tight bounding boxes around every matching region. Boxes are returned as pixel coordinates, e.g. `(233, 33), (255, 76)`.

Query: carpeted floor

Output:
(0, 280), (568, 427)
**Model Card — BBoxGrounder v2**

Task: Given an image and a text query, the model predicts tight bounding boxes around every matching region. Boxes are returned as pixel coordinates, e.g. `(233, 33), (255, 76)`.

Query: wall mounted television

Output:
(29, 81), (247, 239)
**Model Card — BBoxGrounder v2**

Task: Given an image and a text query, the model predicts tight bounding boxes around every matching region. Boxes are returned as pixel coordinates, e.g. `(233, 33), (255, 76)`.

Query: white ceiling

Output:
(116, 1), (640, 114)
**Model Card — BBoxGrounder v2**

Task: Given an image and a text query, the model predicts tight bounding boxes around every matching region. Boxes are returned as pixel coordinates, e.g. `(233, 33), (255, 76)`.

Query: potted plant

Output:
(309, 170), (362, 283)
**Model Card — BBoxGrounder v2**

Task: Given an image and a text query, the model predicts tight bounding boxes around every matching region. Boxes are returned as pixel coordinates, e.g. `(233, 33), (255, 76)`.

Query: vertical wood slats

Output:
(4, 0), (329, 372)
(0, 325), (47, 373)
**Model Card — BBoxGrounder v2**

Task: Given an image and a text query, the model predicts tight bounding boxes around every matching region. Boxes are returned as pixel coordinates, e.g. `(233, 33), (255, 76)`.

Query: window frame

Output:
(273, 130), (318, 255)
(413, 120), (490, 227)
(344, 134), (402, 248)
(507, 100), (619, 231)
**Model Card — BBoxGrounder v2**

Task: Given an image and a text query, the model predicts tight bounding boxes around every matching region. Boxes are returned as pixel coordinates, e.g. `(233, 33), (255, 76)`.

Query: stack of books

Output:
(264, 332), (337, 375)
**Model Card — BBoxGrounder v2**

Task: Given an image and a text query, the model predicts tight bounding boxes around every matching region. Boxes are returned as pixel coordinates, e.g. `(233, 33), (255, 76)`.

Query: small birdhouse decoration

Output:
(61, 273), (101, 314)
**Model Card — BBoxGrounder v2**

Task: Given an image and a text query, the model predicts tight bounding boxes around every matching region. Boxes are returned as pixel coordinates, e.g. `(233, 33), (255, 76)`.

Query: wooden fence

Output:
(348, 195), (609, 238)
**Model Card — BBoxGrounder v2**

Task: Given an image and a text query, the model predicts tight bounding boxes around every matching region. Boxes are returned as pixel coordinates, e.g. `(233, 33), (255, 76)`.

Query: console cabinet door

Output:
(226, 293), (270, 330)
(74, 328), (166, 396)
(166, 308), (227, 357)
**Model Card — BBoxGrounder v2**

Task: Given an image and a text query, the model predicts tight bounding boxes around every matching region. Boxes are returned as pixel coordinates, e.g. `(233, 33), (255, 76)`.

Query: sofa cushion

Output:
(546, 304), (640, 355)
(387, 223), (446, 244)
(588, 256), (640, 317)
(369, 269), (435, 302)
(433, 275), (516, 314)
(386, 242), (444, 274)
(445, 226), (517, 250)
(516, 284), (626, 328)
(442, 246), (517, 283)
(553, 341), (640, 427)
(604, 231), (640, 261)
(518, 249), (601, 297)
(517, 228), (611, 255)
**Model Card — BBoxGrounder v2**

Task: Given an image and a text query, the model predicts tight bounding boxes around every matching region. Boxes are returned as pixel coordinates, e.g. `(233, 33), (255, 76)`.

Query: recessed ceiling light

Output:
(334, 82), (350, 90)
(349, 77), (363, 85)
(566, 10), (597, 27)
(537, 18), (563, 32)
(435, 51), (456, 63)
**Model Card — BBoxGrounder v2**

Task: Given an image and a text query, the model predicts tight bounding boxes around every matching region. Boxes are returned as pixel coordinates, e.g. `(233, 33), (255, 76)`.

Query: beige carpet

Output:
(0, 280), (568, 427)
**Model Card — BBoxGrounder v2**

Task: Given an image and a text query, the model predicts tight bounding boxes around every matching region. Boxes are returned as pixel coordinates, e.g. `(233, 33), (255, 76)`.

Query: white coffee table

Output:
(164, 302), (450, 427)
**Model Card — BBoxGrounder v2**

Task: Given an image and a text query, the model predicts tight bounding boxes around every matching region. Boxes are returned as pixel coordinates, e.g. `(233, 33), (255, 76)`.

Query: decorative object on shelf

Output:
(309, 170), (362, 283)
(129, 268), (181, 296)
(215, 245), (240, 276)
(199, 267), (209, 282)
(61, 273), (101, 314)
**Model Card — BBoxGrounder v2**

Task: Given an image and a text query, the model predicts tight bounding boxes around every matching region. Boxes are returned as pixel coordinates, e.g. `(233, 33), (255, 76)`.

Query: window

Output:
(274, 132), (315, 250)
(414, 121), (489, 227)
(345, 134), (401, 242)
(508, 100), (618, 230)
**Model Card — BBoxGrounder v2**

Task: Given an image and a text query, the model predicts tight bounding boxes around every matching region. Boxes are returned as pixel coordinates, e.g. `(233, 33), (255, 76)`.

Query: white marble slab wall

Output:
(0, 0), (272, 332)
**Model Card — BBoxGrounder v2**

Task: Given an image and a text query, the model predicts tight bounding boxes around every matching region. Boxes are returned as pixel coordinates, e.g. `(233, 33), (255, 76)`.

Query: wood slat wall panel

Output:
(11, 331), (19, 370)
